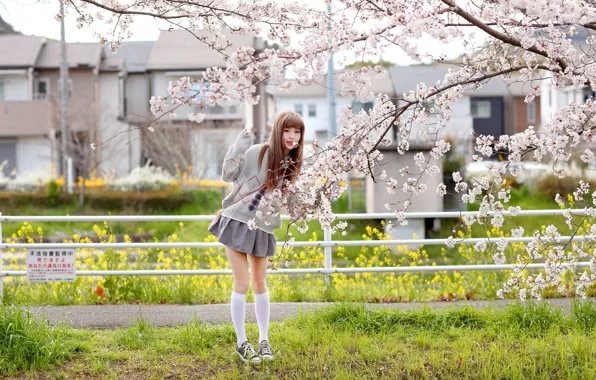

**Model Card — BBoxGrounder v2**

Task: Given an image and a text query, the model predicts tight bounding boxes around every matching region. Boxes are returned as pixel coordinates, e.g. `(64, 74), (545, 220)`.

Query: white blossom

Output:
(71, 0), (596, 301)
(474, 241), (486, 252)
(452, 171), (462, 183)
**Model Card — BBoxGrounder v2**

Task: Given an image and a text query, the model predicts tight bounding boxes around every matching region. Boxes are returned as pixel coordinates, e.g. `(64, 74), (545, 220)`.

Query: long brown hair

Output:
(258, 111), (305, 193)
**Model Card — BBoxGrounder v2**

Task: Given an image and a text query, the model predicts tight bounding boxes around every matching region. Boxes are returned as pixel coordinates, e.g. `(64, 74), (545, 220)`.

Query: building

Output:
(0, 34), (55, 178)
(138, 30), (269, 180)
(0, 14), (18, 35)
(540, 28), (596, 176)
(0, 32), (137, 181)
(384, 63), (542, 236)
(97, 42), (153, 178)
(267, 69), (396, 145)
(0, 28), (272, 182)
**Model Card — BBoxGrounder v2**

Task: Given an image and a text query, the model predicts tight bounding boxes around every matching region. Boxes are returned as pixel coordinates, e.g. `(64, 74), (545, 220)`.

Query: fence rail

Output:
(0, 209), (592, 303)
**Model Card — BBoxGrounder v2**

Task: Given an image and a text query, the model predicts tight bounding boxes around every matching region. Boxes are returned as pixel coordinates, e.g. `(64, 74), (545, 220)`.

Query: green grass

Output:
(5, 301), (596, 378)
(466, 186), (564, 237)
(0, 306), (81, 375)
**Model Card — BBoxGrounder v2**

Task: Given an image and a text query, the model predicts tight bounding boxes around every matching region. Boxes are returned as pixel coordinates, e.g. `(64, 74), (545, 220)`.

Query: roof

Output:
(99, 46), (123, 72)
(146, 29), (264, 70)
(0, 35), (45, 67)
(389, 63), (511, 98)
(267, 69), (396, 100)
(0, 14), (19, 35)
(35, 41), (102, 69)
(103, 41), (154, 73)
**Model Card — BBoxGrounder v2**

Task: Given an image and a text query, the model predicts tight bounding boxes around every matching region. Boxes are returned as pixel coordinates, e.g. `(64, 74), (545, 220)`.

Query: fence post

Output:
(324, 227), (332, 289)
(0, 212), (3, 305)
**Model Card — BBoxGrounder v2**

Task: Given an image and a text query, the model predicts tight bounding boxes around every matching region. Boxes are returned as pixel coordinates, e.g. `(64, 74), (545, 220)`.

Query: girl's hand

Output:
(243, 128), (254, 135)
(216, 209), (223, 216)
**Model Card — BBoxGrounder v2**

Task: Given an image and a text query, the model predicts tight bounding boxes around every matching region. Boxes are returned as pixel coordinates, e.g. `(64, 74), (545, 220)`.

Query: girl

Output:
(208, 110), (305, 364)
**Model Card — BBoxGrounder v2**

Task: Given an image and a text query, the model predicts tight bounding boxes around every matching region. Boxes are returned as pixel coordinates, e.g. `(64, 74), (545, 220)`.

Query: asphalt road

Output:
(21, 298), (585, 329)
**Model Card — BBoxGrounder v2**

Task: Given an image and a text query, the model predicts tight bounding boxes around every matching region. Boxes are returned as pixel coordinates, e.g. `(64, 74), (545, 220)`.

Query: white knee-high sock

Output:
(231, 291), (247, 347)
(254, 291), (270, 343)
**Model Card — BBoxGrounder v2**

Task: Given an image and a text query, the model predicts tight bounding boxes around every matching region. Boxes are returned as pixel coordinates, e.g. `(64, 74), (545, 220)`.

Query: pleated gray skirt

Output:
(208, 215), (276, 257)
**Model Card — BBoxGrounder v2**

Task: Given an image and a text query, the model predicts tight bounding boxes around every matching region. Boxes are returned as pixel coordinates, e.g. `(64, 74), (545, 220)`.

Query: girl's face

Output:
(282, 126), (301, 155)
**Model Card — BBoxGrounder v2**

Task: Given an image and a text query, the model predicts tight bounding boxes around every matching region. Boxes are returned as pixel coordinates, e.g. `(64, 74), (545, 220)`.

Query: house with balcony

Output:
(0, 26), (272, 183)
(137, 30), (270, 180)
(0, 34), (54, 178)
(0, 31), (140, 182)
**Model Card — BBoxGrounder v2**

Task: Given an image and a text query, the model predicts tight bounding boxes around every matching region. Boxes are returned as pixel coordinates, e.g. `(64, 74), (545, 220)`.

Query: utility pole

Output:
(59, 0), (71, 193)
(326, 1), (337, 144)
(326, 2), (352, 210)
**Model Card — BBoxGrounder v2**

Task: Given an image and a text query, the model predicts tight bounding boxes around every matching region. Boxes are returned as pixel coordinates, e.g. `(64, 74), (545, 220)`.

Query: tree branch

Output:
(441, 0), (569, 72)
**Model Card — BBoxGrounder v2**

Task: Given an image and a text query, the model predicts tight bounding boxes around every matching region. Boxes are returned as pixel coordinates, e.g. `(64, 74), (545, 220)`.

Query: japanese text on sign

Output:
(26, 249), (76, 282)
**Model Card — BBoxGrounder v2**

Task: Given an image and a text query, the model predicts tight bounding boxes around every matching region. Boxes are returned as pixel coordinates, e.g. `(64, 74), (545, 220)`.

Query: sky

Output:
(1, 0), (472, 66)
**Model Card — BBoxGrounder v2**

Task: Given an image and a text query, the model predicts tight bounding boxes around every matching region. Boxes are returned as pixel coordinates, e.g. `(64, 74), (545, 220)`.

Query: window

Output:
(0, 81), (4, 101)
(470, 100), (491, 118)
(0, 140), (17, 177)
(36, 78), (49, 99)
(189, 77), (210, 101)
(583, 88), (596, 103)
(308, 104), (316, 117)
(422, 101), (439, 114)
(352, 101), (373, 114)
(294, 104), (303, 116)
(187, 77), (236, 116)
(527, 101), (536, 124)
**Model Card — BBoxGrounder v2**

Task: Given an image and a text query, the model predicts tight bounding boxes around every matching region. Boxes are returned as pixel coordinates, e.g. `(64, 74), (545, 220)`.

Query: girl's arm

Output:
(221, 129), (255, 182)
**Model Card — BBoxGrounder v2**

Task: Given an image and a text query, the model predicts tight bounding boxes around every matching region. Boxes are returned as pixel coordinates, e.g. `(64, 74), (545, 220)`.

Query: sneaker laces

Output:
(260, 341), (273, 356)
(242, 342), (258, 358)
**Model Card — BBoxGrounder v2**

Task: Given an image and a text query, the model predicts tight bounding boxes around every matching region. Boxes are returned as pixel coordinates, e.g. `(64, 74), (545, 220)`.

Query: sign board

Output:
(26, 248), (76, 282)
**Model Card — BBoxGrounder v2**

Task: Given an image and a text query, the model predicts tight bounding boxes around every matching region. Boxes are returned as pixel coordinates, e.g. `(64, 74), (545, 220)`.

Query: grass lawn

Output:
(3, 301), (596, 379)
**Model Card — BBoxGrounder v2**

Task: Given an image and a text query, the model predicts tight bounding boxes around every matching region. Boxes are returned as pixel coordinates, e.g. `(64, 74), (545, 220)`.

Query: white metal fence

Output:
(0, 209), (592, 302)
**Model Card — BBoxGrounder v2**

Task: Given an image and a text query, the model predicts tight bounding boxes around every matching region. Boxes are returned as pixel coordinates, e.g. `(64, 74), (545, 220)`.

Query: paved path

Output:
(21, 298), (586, 329)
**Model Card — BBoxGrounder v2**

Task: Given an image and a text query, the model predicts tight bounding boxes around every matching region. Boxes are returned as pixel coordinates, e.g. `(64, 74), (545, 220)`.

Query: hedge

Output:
(0, 189), (223, 213)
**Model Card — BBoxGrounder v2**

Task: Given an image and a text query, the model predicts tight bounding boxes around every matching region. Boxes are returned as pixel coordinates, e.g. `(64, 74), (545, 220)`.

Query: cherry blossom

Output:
(73, 0), (596, 300)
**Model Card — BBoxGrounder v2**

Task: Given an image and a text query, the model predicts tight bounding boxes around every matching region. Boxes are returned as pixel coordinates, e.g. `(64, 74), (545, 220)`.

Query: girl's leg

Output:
(225, 246), (250, 348)
(248, 254), (270, 344)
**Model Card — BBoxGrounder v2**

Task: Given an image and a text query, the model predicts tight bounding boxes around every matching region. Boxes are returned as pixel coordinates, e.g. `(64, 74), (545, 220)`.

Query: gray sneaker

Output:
(259, 340), (274, 361)
(236, 341), (261, 364)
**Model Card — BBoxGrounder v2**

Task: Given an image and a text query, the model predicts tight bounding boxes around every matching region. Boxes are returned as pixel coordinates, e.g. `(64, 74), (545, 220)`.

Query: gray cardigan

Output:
(220, 130), (284, 234)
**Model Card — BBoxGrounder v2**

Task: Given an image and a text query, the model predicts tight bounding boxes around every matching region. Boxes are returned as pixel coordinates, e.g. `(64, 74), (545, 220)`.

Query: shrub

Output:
(0, 189), (222, 213)
(0, 306), (77, 375)
(46, 180), (60, 205)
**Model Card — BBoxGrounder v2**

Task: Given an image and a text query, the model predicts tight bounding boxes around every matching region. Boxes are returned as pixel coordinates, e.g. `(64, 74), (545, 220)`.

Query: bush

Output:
(0, 189), (223, 213)
(0, 306), (77, 375)
(571, 300), (596, 330)
(501, 301), (570, 335)
(46, 180), (60, 205)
